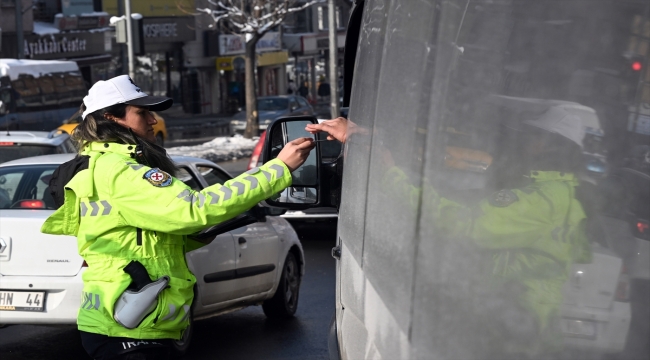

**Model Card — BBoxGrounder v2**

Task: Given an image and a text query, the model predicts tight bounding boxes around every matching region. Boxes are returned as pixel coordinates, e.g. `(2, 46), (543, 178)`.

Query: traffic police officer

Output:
(41, 75), (315, 359)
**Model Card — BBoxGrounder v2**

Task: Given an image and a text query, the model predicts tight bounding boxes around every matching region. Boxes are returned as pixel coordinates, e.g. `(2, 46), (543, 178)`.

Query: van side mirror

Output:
(262, 116), (327, 209)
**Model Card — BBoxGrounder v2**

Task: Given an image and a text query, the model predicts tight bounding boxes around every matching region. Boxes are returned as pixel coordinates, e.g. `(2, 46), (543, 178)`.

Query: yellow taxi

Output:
(57, 111), (168, 146)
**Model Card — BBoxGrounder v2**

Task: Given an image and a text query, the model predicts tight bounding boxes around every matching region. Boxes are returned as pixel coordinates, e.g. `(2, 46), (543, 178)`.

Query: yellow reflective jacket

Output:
(41, 142), (292, 340)
(382, 168), (591, 340)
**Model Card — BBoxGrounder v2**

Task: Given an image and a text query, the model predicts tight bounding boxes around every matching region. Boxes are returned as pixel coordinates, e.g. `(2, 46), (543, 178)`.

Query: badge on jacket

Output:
(143, 168), (172, 187)
(488, 189), (519, 207)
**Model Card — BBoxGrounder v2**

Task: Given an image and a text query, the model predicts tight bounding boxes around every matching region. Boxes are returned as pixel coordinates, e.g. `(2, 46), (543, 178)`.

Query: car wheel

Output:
(170, 312), (193, 358)
(156, 133), (164, 147)
(263, 252), (301, 319)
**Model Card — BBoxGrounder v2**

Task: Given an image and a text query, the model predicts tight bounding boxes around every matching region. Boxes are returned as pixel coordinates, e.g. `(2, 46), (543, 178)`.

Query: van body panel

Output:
(330, 0), (647, 358)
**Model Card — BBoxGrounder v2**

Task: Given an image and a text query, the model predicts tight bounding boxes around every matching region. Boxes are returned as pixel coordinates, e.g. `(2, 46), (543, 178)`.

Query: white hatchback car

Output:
(0, 130), (76, 164)
(0, 153), (304, 355)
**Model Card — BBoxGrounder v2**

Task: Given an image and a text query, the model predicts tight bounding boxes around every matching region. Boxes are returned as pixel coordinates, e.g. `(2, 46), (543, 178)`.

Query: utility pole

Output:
(124, 0), (135, 79)
(15, 0), (24, 59)
(328, 0), (339, 118)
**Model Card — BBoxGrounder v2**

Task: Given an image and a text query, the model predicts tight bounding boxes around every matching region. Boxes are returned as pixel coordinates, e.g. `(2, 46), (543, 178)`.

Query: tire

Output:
(170, 311), (193, 358)
(156, 133), (165, 147)
(263, 252), (301, 319)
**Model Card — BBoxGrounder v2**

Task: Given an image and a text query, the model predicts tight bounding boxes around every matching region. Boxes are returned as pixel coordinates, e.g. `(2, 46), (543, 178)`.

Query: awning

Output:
(73, 54), (113, 67)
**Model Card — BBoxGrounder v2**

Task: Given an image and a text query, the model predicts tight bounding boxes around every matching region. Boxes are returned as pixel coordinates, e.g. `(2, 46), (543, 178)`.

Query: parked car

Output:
(57, 110), (168, 146)
(230, 95), (314, 136)
(599, 167), (650, 282)
(0, 153), (304, 355)
(0, 130), (76, 164)
(249, 127), (340, 222)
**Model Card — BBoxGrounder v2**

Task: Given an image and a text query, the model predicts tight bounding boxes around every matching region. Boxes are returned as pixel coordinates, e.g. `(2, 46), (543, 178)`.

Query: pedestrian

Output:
(307, 106), (592, 357)
(41, 75), (315, 360)
(287, 79), (297, 95)
(298, 81), (309, 98)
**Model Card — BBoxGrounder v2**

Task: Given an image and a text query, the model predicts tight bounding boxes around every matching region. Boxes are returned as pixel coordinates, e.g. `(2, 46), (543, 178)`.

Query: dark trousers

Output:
(80, 331), (171, 360)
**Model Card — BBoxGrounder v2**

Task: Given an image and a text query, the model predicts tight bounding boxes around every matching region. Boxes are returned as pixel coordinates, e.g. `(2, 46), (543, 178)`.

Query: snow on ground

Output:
(166, 135), (259, 163)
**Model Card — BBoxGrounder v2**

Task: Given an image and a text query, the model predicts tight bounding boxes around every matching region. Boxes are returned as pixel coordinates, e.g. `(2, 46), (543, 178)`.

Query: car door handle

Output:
(238, 237), (247, 244)
(331, 245), (341, 260)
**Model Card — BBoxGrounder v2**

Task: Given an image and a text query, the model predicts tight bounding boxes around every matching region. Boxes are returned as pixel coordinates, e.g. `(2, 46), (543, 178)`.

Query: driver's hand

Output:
(277, 137), (316, 172)
(306, 117), (349, 143)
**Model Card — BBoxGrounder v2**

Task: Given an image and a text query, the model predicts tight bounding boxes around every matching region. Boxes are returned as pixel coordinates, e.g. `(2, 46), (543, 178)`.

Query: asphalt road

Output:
(0, 224), (337, 360)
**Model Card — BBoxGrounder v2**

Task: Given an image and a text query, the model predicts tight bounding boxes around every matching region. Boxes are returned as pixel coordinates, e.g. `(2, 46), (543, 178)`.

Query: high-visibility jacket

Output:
(41, 141), (292, 340)
(383, 168), (591, 351)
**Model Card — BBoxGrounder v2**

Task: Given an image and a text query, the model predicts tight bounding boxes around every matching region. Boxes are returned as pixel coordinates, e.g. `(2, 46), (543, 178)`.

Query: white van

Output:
(262, 0), (648, 359)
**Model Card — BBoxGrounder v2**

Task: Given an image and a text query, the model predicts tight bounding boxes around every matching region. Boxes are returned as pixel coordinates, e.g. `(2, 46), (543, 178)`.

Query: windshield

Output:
(0, 145), (60, 164)
(257, 98), (288, 111)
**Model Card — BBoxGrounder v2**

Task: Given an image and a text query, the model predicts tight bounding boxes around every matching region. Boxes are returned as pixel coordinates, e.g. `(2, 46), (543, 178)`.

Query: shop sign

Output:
(103, 0), (195, 17)
(216, 50), (288, 71)
(258, 51), (289, 67)
(22, 32), (111, 60)
(142, 17), (196, 44)
(283, 32), (345, 54)
(54, 14), (110, 31)
(216, 56), (238, 71)
(62, 0), (94, 16)
(219, 32), (281, 56)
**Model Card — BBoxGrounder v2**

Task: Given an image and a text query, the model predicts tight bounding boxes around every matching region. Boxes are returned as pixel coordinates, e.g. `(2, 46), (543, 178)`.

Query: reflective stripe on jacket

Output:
(41, 142), (292, 340)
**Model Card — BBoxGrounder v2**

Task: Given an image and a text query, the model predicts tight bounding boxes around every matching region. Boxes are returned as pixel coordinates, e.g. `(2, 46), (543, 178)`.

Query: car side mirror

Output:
(262, 116), (331, 210)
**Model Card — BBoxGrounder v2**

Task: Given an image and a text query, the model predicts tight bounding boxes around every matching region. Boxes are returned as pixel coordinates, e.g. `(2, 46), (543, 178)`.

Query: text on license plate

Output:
(0, 291), (45, 312)
(561, 318), (597, 338)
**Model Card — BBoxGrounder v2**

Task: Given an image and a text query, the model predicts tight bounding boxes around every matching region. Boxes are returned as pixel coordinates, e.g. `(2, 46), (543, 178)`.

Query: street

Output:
(0, 224), (337, 360)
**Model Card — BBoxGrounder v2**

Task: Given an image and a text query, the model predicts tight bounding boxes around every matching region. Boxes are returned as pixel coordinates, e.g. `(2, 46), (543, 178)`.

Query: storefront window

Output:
(133, 52), (182, 102)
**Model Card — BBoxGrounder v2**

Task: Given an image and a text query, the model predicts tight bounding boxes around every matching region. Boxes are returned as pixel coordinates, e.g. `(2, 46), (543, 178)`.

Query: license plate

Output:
(561, 318), (597, 338)
(0, 291), (45, 312)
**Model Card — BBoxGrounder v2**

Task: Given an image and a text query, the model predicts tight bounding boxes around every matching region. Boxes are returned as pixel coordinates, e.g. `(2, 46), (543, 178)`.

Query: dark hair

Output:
(73, 103), (178, 175)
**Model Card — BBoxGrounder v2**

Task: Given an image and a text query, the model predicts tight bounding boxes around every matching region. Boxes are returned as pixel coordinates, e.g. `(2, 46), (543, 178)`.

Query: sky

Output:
(166, 135), (259, 163)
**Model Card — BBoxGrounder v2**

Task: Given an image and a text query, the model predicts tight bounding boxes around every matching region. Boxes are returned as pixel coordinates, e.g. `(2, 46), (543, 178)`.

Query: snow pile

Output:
(33, 21), (60, 35)
(166, 135), (259, 163)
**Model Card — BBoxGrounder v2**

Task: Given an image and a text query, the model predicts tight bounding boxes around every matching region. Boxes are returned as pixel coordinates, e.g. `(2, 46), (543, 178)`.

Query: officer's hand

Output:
(306, 117), (349, 143)
(277, 137), (316, 172)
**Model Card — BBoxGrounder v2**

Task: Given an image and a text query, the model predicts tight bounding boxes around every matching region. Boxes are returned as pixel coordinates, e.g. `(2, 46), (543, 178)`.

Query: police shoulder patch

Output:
(143, 168), (172, 187)
(488, 189), (519, 207)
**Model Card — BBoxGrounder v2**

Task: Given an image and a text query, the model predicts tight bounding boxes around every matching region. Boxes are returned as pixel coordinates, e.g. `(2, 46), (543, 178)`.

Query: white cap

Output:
(82, 75), (172, 119)
(523, 106), (584, 148)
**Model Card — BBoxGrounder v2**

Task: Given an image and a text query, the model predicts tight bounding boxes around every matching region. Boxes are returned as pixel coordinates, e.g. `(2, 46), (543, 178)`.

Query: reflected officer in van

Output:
(307, 107), (593, 357)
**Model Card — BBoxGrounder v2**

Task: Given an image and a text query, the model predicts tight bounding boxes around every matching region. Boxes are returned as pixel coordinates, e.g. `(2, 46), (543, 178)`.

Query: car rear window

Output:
(0, 145), (61, 163)
(257, 98), (288, 111)
(0, 164), (58, 209)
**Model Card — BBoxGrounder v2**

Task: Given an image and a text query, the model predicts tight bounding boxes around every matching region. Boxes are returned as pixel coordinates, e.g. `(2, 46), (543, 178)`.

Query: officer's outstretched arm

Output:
(107, 158), (292, 235)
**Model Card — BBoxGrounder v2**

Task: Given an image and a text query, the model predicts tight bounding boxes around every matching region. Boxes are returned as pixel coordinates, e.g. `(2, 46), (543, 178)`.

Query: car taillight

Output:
(248, 131), (266, 170)
(17, 200), (45, 209)
(0, 142), (15, 146)
(615, 265), (630, 302)
(633, 220), (650, 240)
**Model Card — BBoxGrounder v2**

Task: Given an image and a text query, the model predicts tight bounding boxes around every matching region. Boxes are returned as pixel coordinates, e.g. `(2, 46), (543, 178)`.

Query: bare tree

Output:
(199, 0), (321, 138)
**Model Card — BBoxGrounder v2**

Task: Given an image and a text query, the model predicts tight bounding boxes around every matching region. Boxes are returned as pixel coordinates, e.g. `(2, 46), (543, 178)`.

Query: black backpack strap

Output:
(49, 155), (90, 209)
